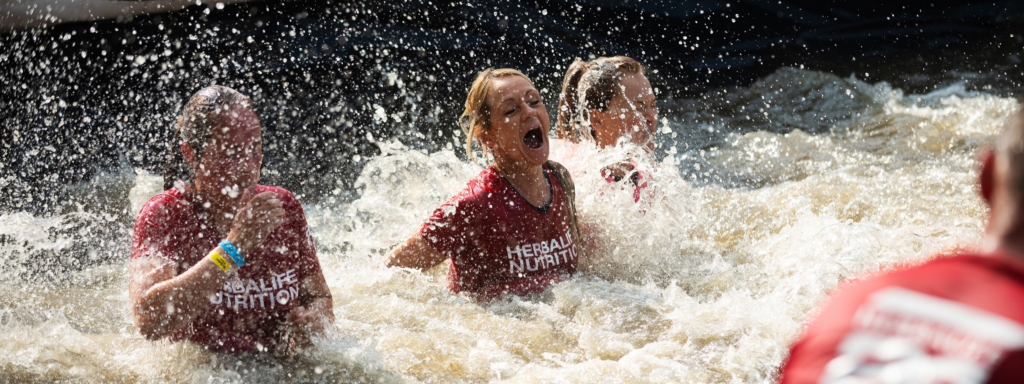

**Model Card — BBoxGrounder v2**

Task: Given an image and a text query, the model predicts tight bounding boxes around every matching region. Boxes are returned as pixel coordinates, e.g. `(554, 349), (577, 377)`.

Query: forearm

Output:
(136, 229), (256, 335)
(135, 256), (230, 339)
(385, 232), (445, 271)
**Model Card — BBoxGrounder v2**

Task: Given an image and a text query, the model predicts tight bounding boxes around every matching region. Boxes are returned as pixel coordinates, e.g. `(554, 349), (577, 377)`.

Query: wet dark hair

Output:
(162, 86), (250, 190)
(555, 56), (645, 142)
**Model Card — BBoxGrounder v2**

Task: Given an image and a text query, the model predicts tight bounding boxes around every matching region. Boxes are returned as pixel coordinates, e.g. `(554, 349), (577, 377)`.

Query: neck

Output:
(493, 158), (545, 187)
(990, 224), (1024, 260)
(190, 183), (235, 236)
(982, 196), (1024, 260)
(492, 157), (550, 209)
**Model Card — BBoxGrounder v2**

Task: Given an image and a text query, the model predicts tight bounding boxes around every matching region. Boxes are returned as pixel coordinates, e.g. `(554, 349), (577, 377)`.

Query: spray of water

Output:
(0, 68), (1016, 383)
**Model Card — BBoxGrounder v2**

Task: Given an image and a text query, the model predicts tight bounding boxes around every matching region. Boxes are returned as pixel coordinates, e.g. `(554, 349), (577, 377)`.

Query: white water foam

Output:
(0, 68), (1017, 383)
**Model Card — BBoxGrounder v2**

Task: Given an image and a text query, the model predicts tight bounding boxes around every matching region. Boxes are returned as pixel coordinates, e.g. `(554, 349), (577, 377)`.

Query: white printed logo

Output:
(506, 230), (577, 275)
(209, 268), (300, 311)
(820, 287), (1024, 384)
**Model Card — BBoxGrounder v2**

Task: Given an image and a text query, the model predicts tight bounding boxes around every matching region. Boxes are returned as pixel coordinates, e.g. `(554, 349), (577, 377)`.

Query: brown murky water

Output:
(0, 68), (1015, 383)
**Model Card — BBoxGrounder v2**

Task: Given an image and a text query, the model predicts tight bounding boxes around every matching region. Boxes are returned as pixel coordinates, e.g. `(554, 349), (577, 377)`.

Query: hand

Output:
(286, 305), (328, 336)
(274, 306), (324, 354)
(226, 188), (286, 256)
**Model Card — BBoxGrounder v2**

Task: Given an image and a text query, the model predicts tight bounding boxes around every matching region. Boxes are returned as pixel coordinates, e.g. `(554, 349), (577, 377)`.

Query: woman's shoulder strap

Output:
(544, 161), (588, 271)
(545, 160), (575, 201)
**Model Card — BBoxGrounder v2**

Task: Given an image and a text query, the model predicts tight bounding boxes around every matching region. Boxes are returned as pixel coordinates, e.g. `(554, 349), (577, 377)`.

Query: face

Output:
(591, 72), (658, 151)
(479, 76), (551, 171)
(183, 105), (263, 206)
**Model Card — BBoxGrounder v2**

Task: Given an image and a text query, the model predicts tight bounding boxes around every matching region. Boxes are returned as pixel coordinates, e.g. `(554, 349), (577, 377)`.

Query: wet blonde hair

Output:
(555, 56), (645, 142)
(459, 68), (533, 164)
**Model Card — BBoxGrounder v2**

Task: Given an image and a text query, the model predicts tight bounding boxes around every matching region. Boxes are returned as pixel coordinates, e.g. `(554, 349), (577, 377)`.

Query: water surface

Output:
(0, 68), (1015, 383)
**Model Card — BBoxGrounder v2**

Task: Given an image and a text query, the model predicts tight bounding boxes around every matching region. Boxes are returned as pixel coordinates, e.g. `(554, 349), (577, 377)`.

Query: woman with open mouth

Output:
(552, 56), (658, 202)
(384, 68), (587, 301)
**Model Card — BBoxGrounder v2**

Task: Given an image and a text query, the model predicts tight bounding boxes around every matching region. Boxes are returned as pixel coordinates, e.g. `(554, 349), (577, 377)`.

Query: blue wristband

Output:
(219, 239), (245, 267)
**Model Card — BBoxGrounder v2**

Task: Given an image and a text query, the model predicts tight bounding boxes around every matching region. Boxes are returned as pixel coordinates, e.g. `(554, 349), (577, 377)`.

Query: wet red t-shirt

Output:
(420, 164), (580, 300)
(782, 253), (1024, 384)
(131, 185), (324, 353)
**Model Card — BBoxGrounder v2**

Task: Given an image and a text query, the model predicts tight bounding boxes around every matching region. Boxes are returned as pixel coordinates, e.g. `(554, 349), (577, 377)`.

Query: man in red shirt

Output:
(781, 104), (1024, 383)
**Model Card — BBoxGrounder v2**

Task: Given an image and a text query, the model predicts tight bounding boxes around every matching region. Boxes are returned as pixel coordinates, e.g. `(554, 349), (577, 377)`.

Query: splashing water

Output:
(0, 68), (1016, 383)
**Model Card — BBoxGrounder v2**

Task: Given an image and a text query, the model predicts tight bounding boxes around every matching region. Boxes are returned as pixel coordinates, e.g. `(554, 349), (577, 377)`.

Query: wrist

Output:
(219, 239), (246, 268)
(208, 250), (238, 274)
(226, 231), (252, 256)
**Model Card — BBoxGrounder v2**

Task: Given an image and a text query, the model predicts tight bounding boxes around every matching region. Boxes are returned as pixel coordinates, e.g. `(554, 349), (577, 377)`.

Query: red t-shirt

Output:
(131, 185), (324, 353)
(420, 164), (580, 300)
(781, 253), (1024, 384)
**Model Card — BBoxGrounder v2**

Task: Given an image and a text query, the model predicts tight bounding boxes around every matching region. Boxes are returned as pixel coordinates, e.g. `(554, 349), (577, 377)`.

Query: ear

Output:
(477, 125), (497, 149)
(980, 147), (996, 205)
(588, 108), (606, 132)
(181, 142), (198, 170)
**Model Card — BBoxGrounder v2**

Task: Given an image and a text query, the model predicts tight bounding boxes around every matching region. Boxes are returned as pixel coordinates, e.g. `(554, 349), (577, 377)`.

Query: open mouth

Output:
(523, 127), (544, 149)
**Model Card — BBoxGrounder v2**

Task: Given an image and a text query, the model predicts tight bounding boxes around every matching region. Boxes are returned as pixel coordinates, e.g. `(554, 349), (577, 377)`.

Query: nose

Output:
(249, 152), (262, 174)
(645, 105), (658, 130)
(236, 150), (261, 180)
(523, 100), (540, 121)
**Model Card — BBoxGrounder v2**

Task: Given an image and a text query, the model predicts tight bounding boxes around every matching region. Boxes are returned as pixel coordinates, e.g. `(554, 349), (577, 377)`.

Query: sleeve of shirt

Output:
(419, 186), (480, 258)
(131, 193), (180, 263)
(277, 189), (322, 280)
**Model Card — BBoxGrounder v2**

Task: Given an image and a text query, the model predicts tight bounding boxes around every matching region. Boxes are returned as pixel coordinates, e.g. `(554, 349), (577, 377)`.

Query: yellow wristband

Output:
(208, 251), (233, 273)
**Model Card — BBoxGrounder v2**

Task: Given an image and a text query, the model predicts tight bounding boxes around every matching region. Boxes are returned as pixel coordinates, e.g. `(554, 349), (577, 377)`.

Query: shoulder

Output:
(544, 161), (574, 194)
(141, 188), (186, 210)
(257, 185), (297, 201)
(427, 168), (497, 225)
(455, 167), (503, 205)
(811, 254), (1024, 329)
(545, 161), (572, 182)
(545, 160), (568, 174)
(136, 189), (187, 224)
(785, 254), (1024, 384)
(830, 255), (997, 301)
(873, 254), (1024, 289)
(132, 189), (189, 253)
(256, 185), (303, 208)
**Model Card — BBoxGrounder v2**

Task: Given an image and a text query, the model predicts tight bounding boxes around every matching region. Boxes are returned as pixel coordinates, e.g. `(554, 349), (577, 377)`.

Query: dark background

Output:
(2, 0), (1022, 216)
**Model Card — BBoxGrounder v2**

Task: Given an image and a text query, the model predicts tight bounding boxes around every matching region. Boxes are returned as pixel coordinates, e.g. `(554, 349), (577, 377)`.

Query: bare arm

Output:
(129, 253), (235, 339)
(575, 221), (600, 274)
(384, 231), (447, 271)
(130, 190), (285, 339)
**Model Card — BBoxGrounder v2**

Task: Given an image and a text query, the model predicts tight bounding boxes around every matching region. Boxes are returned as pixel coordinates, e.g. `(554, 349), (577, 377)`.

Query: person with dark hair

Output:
(553, 56), (657, 202)
(384, 68), (586, 301)
(129, 86), (333, 354)
(781, 103), (1024, 383)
